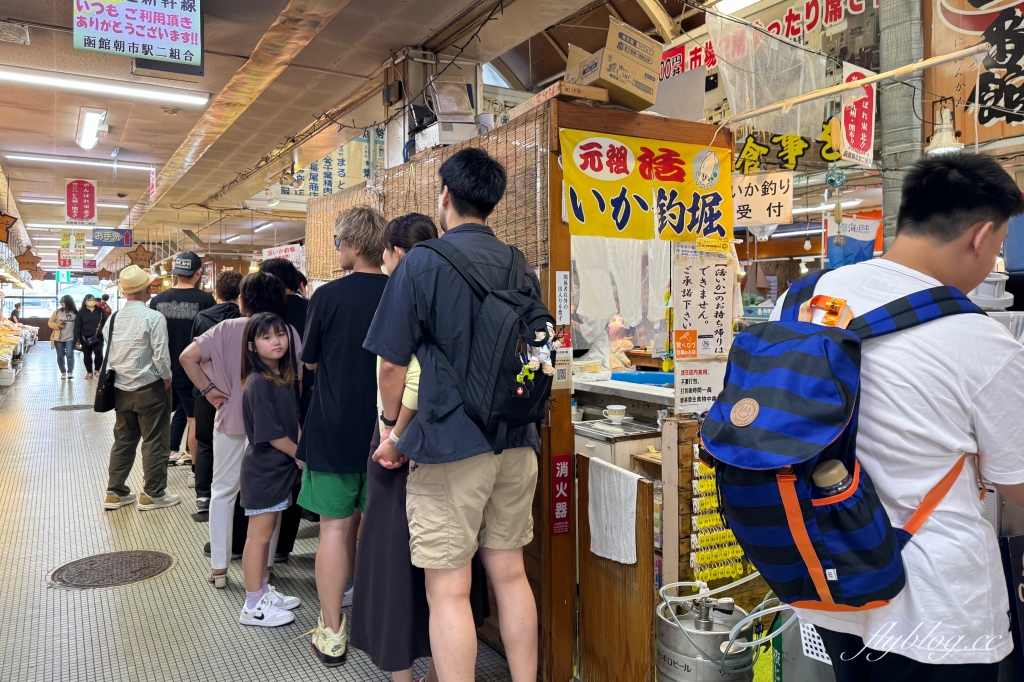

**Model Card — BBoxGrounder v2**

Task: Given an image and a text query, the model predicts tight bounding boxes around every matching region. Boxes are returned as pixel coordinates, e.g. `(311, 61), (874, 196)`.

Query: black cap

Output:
(170, 252), (202, 276)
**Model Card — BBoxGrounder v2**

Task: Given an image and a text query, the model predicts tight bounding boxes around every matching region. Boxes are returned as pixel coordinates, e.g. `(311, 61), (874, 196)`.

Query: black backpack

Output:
(416, 240), (555, 453)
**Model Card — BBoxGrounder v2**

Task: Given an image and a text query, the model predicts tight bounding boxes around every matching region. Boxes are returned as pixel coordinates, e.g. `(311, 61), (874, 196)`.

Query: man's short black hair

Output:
(239, 271), (286, 317)
(297, 271), (307, 287)
(439, 148), (507, 221)
(101, 294), (109, 301)
(898, 152), (1024, 242)
(259, 257), (301, 292)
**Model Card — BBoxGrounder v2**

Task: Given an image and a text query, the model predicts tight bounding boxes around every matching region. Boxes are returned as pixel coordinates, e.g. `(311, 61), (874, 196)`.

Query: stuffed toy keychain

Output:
(511, 323), (557, 398)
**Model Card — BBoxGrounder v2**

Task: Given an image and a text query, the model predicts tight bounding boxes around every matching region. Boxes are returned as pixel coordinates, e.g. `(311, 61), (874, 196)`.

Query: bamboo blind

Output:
(305, 106), (550, 281)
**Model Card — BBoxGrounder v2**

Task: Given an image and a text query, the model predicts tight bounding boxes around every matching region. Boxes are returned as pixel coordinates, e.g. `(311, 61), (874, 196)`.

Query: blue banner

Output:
(92, 229), (132, 247)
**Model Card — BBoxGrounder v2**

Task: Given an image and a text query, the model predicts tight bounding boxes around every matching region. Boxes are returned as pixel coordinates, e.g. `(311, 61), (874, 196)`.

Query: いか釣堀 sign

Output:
(73, 0), (202, 67)
(559, 129), (733, 249)
(65, 178), (96, 226)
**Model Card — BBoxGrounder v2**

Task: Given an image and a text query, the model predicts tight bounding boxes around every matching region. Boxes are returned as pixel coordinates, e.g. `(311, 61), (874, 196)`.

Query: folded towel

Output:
(589, 457), (642, 564)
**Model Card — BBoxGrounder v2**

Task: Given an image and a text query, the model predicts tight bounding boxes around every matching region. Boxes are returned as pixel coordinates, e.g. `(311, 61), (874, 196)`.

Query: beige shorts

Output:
(406, 447), (538, 570)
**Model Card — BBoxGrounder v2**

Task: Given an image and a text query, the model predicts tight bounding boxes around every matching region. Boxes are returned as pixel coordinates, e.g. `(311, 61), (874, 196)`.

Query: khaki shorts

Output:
(406, 447), (538, 570)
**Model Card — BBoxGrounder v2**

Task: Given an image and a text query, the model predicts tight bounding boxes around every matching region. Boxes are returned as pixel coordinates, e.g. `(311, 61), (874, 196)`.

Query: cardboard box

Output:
(507, 81), (609, 121)
(574, 47), (659, 111)
(606, 16), (662, 71)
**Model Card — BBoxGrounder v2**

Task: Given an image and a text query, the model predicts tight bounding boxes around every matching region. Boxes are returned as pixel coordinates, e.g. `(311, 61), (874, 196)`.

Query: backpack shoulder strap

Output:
(99, 312), (117, 375)
(846, 286), (984, 340)
(778, 270), (831, 322)
(416, 240), (491, 300)
(507, 246), (526, 290)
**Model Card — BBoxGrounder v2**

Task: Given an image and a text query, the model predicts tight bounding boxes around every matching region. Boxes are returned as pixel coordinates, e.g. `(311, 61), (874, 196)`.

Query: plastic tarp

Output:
(707, 14), (827, 138)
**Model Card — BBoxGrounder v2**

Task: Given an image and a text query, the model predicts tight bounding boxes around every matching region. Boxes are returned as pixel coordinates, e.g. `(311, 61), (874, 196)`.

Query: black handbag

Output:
(94, 313), (118, 413)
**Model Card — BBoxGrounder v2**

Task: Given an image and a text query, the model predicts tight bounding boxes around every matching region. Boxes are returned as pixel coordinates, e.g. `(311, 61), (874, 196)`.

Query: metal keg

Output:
(656, 598), (755, 682)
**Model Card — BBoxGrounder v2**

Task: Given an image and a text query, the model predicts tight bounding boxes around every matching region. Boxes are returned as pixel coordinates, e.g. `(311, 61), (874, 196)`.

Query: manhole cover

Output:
(50, 550), (173, 588)
(51, 404), (95, 411)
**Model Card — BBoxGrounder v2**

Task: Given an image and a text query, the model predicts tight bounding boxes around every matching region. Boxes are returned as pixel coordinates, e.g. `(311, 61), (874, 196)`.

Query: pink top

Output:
(196, 317), (301, 436)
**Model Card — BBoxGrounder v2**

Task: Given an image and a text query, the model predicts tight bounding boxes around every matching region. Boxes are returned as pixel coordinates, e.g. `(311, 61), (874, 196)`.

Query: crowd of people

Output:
(89, 149), (540, 682)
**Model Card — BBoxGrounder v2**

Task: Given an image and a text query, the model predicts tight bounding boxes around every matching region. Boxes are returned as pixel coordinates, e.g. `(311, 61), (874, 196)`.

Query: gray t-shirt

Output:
(56, 310), (76, 343)
(240, 372), (301, 510)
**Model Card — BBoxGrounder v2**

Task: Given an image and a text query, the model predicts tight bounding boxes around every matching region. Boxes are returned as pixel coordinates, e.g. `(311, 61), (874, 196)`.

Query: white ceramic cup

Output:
(603, 404), (627, 424)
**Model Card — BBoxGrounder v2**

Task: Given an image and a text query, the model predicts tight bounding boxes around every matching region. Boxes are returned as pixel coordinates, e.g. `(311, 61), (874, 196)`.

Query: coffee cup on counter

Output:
(602, 404), (627, 424)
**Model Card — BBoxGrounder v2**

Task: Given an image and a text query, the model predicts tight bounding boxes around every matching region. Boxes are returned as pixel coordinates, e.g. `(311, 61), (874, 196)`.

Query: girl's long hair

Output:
(240, 313), (296, 387)
(60, 295), (77, 314)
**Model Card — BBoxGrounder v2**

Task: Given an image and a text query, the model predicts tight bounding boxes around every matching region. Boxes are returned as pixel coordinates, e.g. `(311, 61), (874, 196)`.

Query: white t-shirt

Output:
(770, 260), (1024, 665)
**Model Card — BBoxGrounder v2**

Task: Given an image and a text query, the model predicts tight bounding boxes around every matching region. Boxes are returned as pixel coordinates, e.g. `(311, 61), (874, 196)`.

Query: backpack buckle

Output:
(799, 295), (853, 329)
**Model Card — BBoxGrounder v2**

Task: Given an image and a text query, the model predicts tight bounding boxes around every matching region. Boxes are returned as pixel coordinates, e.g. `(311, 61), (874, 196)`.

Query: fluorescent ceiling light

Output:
(0, 64), (209, 106)
(715, 0), (761, 14)
(4, 153), (151, 171)
(771, 229), (824, 239)
(76, 107), (107, 150)
(27, 223), (114, 229)
(31, 237), (61, 241)
(18, 198), (129, 209)
(226, 235), (242, 243)
(791, 199), (863, 216)
(254, 222), (275, 233)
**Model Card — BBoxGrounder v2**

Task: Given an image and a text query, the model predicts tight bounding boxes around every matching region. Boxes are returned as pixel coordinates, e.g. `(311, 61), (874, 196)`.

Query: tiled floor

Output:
(0, 347), (512, 682)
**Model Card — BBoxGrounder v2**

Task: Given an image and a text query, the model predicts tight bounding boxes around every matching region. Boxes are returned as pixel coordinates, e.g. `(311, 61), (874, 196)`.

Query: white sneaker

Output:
(60, 373), (67, 380)
(168, 451), (181, 464)
(137, 492), (181, 510)
(342, 585), (354, 608)
(267, 584), (300, 610)
(239, 593), (295, 627)
(187, 472), (196, 488)
(103, 492), (137, 510)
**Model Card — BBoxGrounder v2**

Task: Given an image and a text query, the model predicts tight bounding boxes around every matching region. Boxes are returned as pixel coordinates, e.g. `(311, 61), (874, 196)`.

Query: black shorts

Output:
(172, 381), (197, 418)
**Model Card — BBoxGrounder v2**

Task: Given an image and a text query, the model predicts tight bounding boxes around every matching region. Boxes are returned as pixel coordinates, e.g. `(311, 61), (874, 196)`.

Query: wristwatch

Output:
(380, 412), (398, 428)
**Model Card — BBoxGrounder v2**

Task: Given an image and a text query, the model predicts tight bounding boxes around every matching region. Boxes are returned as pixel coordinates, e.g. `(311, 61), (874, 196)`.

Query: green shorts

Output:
(297, 467), (367, 519)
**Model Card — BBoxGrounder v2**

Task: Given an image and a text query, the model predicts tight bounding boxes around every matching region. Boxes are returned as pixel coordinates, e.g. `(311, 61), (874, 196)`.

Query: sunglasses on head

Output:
(334, 235), (343, 248)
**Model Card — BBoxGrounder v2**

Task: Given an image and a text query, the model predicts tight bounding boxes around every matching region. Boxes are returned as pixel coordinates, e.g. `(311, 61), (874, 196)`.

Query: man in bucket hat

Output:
(101, 265), (180, 512)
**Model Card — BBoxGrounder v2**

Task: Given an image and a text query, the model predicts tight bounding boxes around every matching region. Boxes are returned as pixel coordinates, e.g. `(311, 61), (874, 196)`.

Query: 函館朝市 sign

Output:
(559, 128), (733, 248)
(73, 0), (202, 67)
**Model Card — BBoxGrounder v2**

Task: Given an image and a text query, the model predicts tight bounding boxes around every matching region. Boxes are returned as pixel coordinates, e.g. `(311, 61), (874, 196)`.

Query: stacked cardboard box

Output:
(564, 17), (661, 111)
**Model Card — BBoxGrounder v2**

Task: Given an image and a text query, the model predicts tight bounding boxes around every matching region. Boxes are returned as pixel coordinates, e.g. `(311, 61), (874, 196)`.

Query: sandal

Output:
(208, 570), (227, 589)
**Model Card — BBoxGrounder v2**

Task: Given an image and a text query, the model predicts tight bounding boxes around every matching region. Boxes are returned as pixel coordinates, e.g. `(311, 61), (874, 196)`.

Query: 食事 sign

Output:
(73, 0), (202, 67)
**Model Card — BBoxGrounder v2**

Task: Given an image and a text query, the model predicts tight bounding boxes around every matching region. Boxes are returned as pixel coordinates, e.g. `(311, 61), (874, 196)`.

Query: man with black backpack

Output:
(760, 153), (1024, 680)
(365, 148), (548, 682)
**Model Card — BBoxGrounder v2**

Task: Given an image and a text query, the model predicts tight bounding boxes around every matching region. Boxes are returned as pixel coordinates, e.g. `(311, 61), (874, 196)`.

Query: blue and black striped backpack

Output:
(700, 271), (984, 611)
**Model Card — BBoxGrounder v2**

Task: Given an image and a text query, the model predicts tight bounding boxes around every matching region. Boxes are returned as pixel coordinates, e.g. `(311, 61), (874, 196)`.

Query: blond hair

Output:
(334, 206), (386, 267)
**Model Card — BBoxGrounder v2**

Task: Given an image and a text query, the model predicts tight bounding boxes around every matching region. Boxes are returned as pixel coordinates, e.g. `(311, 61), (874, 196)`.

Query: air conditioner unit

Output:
(414, 121), (478, 154)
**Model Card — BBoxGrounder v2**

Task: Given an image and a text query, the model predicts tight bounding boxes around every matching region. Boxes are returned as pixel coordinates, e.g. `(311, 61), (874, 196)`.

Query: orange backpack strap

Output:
(901, 454), (967, 536)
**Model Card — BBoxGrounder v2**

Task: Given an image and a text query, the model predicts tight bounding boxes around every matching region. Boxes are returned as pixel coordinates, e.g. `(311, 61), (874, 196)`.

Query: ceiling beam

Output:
(633, 0), (680, 40)
(604, 2), (624, 20)
(490, 56), (527, 90)
(113, 0), (352, 238)
(542, 30), (569, 62)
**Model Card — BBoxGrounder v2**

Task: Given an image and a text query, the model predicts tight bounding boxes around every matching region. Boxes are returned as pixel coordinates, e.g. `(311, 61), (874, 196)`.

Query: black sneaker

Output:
(196, 498), (210, 513)
(274, 552), (289, 564)
(203, 542), (241, 560)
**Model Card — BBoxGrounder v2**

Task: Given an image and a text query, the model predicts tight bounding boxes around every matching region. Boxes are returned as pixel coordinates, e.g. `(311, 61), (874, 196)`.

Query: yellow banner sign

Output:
(560, 128), (733, 245)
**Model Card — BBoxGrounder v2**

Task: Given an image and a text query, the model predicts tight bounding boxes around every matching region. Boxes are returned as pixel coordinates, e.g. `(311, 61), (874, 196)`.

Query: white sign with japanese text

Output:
(60, 229), (88, 261)
(732, 171), (793, 227)
(555, 271), (570, 325)
(675, 359), (728, 415)
(261, 243), (306, 274)
(840, 62), (876, 167)
(673, 254), (736, 360)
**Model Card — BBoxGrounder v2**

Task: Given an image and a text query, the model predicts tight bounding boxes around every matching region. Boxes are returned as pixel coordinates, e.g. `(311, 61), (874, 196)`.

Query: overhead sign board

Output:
(839, 63), (876, 168)
(92, 228), (133, 247)
(65, 178), (96, 226)
(732, 171), (793, 227)
(60, 229), (88, 261)
(56, 270), (72, 284)
(73, 0), (202, 67)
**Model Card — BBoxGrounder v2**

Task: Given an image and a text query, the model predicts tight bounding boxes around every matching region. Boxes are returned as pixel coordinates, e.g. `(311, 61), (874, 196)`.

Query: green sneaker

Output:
(103, 492), (136, 511)
(311, 612), (347, 667)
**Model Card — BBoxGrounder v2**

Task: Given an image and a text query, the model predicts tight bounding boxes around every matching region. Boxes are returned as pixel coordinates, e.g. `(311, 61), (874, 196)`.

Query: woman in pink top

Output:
(180, 272), (301, 588)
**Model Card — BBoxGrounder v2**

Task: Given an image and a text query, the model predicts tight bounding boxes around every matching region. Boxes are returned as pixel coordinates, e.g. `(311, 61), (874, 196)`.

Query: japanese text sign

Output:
(552, 454), (572, 536)
(74, 0), (202, 66)
(559, 128), (734, 249)
(262, 244), (306, 274)
(673, 254), (736, 360)
(65, 178), (96, 226)
(92, 228), (133, 247)
(732, 171), (793, 226)
(60, 230), (88, 261)
(839, 63), (876, 167)
(675, 360), (727, 415)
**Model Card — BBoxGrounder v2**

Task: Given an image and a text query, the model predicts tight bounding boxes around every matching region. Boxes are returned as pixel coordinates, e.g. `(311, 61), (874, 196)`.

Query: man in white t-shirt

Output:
(771, 153), (1024, 680)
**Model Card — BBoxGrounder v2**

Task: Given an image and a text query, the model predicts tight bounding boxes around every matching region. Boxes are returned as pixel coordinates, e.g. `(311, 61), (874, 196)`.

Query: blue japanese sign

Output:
(92, 229), (133, 247)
